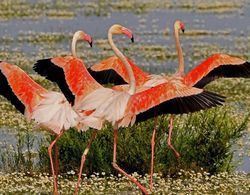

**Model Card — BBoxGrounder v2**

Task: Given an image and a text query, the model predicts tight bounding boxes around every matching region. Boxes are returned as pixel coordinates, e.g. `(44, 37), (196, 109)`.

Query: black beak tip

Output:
(182, 29), (185, 33)
(131, 36), (134, 43)
(89, 41), (93, 47)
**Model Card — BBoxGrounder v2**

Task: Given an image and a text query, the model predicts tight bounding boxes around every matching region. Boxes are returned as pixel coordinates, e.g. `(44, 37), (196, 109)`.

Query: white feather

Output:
(144, 74), (167, 87)
(79, 88), (131, 125)
(78, 114), (104, 130)
(31, 92), (79, 134)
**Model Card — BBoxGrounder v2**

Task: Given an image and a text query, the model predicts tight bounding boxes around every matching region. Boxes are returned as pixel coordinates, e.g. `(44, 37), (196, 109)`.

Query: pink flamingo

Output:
(88, 21), (250, 154)
(88, 20), (250, 189)
(34, 24), (148, 194)
(75, 24), (225, 194)
(34, 24), (225, 194)
(0, 62), (79, 194)
(0, 31), (98, 195)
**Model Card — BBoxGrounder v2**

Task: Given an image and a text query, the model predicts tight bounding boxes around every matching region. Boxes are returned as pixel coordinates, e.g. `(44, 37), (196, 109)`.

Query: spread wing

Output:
(120, 82), (225, 125)
(184, 54), (250, 88)
(34, 56), (101, 105)
(0, 62), (47, 114)
(89, 56), (149, 86)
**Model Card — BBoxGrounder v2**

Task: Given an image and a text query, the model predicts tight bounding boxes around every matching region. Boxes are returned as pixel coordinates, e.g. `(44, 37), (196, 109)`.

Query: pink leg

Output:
(149, 116), (158, 191)
(74, 130), (98, 195)
(150, 125), (156, 191)
(54, 144), (59, 185)
(167, 115), (180, 159)
(112, 127), (148, 195)
(48, 130), (64, 195)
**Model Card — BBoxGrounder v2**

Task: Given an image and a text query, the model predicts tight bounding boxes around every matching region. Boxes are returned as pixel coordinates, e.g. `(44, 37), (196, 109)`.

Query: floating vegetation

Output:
(185, 29), (231, 36)
(175, 1), (243, 13)
(17, 32), (69, 44)
(0, 0), (247, 20)
(46, 10), (76, 19)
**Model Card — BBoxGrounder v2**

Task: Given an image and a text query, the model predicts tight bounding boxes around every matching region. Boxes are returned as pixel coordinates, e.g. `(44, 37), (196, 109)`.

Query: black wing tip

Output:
(136, 90), (225, 123)
(201, 91), (225, 106)
(88, 68), (127, 85)
(170, 91), (225, 115)
(33, 58), (75, 104)
(203, 90), (226, 101)
(194, 61), (250, 88)
(33, 58), (52, 74)
(0, 69), (25, 114)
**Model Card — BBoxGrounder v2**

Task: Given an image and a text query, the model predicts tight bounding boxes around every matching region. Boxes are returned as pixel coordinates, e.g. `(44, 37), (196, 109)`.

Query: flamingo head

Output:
(109, 24), (134, 42)
(74, 31), (93, 47)
(175, 20), (185, 33)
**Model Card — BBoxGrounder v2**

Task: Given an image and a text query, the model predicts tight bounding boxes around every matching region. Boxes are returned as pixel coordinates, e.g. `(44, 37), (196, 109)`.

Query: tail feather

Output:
(79, 88), (131, 125)
(78, 115), (104, 130)
(31, 91), (79, 134)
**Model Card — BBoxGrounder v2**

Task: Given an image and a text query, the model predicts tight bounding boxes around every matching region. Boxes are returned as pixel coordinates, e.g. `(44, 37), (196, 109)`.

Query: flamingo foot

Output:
(167, 115), (181, 160)
(112, 162), (148, 195)
(167, 143), (181, 159)
(113, 126), (148, 195)
(175, 152), (180, 159)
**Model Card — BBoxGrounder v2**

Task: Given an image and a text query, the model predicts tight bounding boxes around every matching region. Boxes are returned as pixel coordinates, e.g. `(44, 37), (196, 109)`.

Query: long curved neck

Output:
(108, 30), (136, 95)
(71, 33), (78, 58)
(174, 26), (184, 74)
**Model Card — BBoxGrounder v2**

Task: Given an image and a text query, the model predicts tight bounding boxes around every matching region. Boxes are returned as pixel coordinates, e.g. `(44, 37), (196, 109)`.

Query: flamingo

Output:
(87, 20), (250, 189)
(0, 31), (99, 194)
(87, 21), (184, 166)
(34, 24), (148, 194)
(33, 30), (107, 193)
(0, 61), (79, 194)
(88, 20), (250, 157)
(34, 24), (225, 194)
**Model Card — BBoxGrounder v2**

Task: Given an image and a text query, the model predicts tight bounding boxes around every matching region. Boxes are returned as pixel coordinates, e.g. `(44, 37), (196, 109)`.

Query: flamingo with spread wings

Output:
(89, 20), (250, 156)
(0, 62), (79, 195)
(34, 24), (149, 194)
(34, 24), (225, 194)
(0, 31), (100, 195)
(88, 20), (250, 190)
(34, 30), (107, 194)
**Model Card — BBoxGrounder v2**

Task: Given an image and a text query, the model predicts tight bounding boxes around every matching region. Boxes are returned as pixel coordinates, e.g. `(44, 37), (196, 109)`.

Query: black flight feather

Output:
(87, 68), (127, 85)
(33, 59), (75, 105)
(0, 68), (25, 114)
(136, 91), (225, 123)
(194, 62), (250, 88)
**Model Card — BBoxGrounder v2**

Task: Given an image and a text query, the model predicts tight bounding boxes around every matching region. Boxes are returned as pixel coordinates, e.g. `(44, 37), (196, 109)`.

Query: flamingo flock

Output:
(0, 21), (249, 195)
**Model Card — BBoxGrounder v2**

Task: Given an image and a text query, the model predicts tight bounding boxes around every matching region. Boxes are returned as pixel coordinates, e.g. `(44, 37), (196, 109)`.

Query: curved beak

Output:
(84, 33), (93, 47)
(182, 29), (185, 33)
(131, 36), (134, 43)
(121, 27), (134, 43)
(89, 40), (93, 47)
